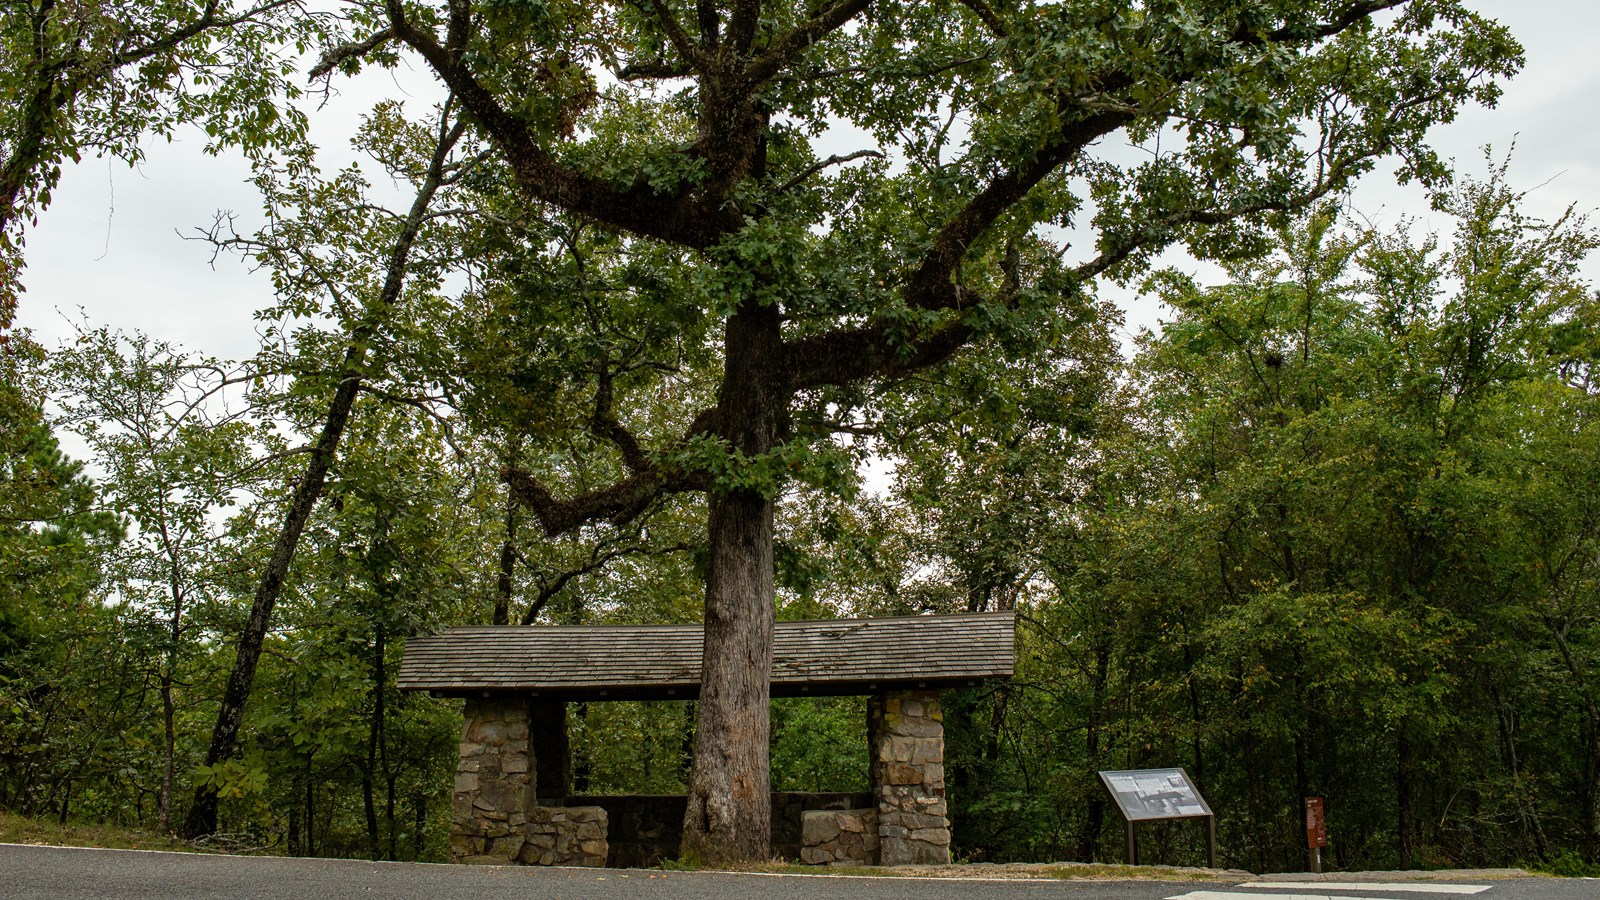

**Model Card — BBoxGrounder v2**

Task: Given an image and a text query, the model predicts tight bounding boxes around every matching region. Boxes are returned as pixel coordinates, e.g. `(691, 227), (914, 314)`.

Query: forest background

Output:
(2, 0), (1599, 876)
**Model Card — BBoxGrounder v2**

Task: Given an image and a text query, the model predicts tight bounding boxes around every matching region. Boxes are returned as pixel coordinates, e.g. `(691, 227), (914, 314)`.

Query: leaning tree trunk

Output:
(182, 114), (465, 839)
(182, 371), (364, 839)
(680, 298), (786, 865)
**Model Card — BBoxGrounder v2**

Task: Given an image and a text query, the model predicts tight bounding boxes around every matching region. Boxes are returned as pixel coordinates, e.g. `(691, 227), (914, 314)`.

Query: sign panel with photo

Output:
(1097, 768), (1213, 822)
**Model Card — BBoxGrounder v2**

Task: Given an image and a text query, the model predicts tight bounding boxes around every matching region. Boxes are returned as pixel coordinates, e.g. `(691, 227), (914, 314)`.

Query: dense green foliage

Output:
(935, 171), (1600, 871)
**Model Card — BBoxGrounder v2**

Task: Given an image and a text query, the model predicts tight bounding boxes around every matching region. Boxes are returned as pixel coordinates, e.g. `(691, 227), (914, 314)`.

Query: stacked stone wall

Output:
(521, 806), (608, 866)
(581, 791), (871, 866)
(871, 690), (951, 865)
(800, 808), (880, 865)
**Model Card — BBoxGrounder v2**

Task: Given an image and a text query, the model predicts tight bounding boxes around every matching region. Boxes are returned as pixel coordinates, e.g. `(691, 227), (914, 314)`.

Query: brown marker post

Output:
(1305, 797), (1327, 873)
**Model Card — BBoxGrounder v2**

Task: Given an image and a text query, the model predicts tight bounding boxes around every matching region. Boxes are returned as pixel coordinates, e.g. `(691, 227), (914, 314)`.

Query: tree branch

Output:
(616, 58), (695, 80)
(503, 465), (676, 537)
(636, 0), (708, 69)
(590, 366), (652, 472)
(776, 149), (884, 194)
(905, 108), (1132, 312)
(384, 2), (735, 248)
(956, 0), (1007, 38)
(787, 317), (975, 392)
(521, 539), (694, 625)
(308, 27), (395, 81)
(747, 0), (873, 84)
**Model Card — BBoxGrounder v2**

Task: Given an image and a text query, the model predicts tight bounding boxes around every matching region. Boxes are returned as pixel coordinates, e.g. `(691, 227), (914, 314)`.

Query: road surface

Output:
(1, 844), (1593, 900)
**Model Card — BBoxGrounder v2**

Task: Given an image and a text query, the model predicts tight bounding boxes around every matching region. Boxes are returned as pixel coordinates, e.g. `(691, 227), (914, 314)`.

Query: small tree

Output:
(48, 326), (258, 832)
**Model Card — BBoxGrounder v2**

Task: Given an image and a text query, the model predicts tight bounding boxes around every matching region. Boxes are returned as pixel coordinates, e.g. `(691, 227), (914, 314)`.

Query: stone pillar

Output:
(530, 699), (570, 805)
(870, 689), (950, 865)
(450, 696), (533, 863)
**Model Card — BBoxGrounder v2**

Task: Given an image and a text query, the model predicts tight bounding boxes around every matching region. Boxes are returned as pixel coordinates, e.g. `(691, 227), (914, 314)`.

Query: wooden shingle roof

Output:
(398, 611), (1014, 700)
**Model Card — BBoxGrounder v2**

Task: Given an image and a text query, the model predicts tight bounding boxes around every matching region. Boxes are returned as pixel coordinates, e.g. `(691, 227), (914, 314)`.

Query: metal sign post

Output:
(1305, 797), (1327, 873)
(1098, 768), (1217, 868)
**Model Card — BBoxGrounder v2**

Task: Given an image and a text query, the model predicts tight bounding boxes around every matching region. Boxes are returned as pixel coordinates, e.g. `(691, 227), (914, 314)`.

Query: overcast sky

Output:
(14, 1), (1600, 363)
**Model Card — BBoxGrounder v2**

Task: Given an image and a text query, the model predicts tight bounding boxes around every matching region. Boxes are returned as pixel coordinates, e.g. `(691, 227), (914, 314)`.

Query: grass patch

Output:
(1040, 863), (1224, 881)
(0, 811), (196, 853)
(1527, 851), (1600, 878)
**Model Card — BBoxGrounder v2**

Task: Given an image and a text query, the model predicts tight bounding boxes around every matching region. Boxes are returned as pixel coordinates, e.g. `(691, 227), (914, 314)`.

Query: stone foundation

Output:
(521, 805), (608, 866)
(450, 696), (533, 864)
(800, 808), (880, 865)
(870, 690), (951, 865)
(584, 792), (871, 867)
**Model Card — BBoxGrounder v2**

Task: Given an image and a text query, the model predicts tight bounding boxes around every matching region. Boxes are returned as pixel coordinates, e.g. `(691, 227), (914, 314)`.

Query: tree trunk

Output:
(0, 0), (69, 248)
(1244, 727), (1265, 873)
(1078, 639), (1111, 861)
(386, 772), (398, 861)
(288, 783), (302, 856)
(156, 519), (185, 835)
(495, 440), (521, 626)
(680, 298), (786, 864)
(1397, 730), (1413, 869)
(680, 486), (775, 864)
(304, 750), (316, 857)
(159, 672), (176, 833)
(412, 792), (427, 860)
(495, 502), (517, 626)
(287, 679), (302, 855)
(364, 624), (385, 860)
(182, 371), (364, 839)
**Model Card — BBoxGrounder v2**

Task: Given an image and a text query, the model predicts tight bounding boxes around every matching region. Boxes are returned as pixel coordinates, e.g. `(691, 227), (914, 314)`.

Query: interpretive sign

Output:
(1305, 797), (1327, 848)
(1098, 768), (1214, 821)
(1098, 768), (1217, 868)
(1305, 796), (1327, 873)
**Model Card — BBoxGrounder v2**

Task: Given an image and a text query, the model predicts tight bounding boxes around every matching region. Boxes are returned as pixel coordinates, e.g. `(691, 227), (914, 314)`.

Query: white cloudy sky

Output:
(14, 2), (1600, 361)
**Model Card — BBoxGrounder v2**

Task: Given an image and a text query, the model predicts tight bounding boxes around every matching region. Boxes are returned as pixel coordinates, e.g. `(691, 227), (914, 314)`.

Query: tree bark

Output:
(1077, 639), (1110, 861)
(495, 441), (521, 625)
(1397, 729), (1413, 869)
(364, 623), (386, 860)
(304, 750), (316, 857)
(159, 672), (176, 833)
(156, 516), (185, 834)
(680, 298), (786, 864)
(412, 791), (426, 859)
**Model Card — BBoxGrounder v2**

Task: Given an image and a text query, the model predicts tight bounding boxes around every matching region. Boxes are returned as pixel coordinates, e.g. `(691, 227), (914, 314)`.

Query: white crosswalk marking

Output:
(1166, 892), (1378, 900)
(1167, 887), (1494, 900)
(1242, 884), (1491, 895)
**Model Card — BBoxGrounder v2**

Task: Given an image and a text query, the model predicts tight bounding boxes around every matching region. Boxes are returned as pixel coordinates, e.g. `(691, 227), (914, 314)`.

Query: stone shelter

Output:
(397, 610), (1014, 867)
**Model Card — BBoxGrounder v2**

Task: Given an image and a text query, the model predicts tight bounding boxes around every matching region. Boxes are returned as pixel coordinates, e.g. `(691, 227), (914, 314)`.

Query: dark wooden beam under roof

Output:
(397, 611), (1015, 700)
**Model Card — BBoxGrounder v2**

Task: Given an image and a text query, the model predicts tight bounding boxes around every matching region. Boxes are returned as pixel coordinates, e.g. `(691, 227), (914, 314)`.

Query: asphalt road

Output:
(2, 844), (1594, 900)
